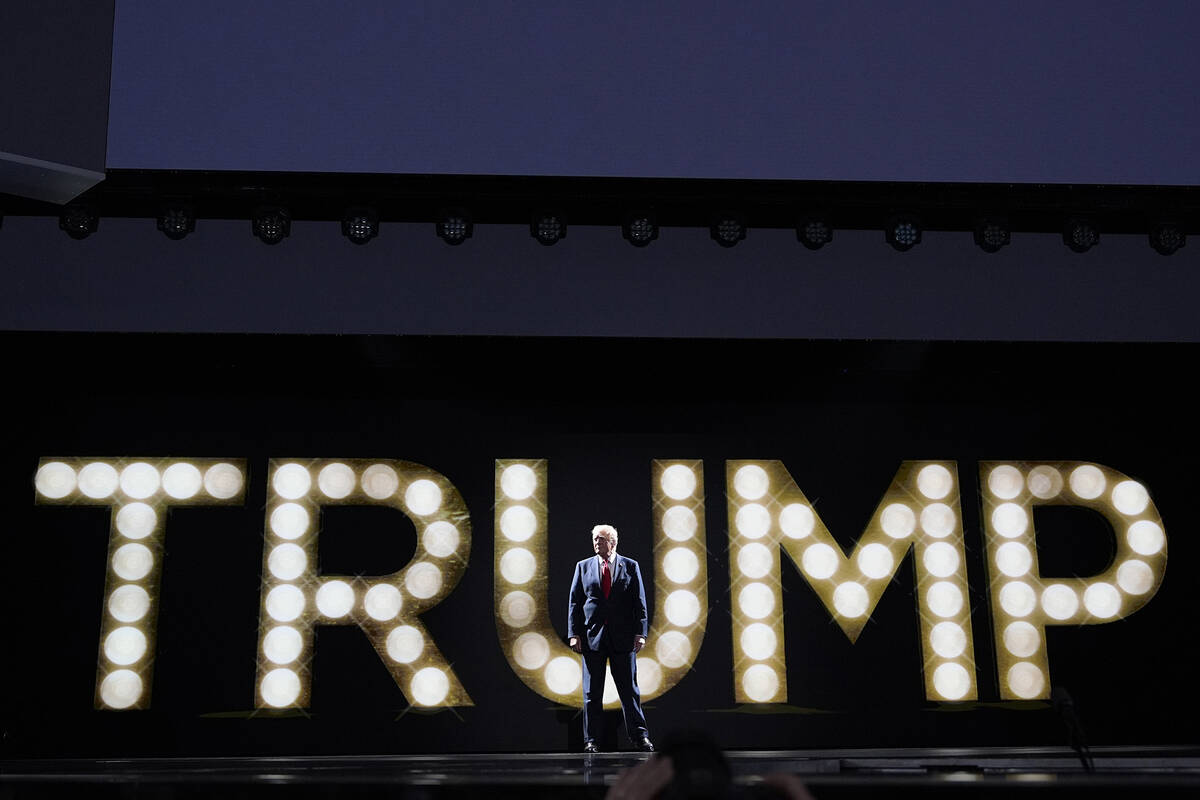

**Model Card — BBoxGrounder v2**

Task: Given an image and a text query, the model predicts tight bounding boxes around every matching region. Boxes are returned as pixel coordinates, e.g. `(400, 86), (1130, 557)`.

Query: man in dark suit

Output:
(568, 524), (654, 753)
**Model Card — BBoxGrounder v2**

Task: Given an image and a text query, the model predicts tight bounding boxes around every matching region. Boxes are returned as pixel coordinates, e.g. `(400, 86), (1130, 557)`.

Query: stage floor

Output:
(4, 746), (1200, 798)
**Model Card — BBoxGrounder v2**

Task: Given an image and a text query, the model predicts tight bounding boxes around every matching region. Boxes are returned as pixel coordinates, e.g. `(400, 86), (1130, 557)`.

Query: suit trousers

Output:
(581, 631), (648, 744)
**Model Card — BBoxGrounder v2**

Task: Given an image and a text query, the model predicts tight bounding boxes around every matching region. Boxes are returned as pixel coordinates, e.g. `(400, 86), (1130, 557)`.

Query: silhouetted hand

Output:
(762, 773), (816, 800)
(606, 754), (673, 800)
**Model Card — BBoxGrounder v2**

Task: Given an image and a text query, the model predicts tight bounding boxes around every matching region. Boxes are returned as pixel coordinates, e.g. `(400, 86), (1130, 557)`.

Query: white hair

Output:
(591, 524), (619, 545)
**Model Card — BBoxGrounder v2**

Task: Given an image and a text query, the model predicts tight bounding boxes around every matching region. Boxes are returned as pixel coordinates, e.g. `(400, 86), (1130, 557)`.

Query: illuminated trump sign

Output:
(33, 457), (1166, 712)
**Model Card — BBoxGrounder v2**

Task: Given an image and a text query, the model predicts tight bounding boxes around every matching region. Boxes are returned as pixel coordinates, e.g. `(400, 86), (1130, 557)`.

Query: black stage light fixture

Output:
(341, 207), (379, 245)
(60, 204), (99, 240)
(1063, 217), (1099, 253)
(1149, 222), (1186, 256)
(622, 212), (659, 247)
(252, 206), (291, 245)
(710, 214), (746, 248)
(884, 214), (922, 252)
(796, 216), (832, 250)
(973, 216), (1011, 253)
(531, 211), (566, 246)
(436, 210), (473, 245)
(157, 203), (196, 241)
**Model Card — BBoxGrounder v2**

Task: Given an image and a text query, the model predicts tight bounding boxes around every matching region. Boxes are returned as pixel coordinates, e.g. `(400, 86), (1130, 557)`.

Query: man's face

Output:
(592, 531), (615, 558)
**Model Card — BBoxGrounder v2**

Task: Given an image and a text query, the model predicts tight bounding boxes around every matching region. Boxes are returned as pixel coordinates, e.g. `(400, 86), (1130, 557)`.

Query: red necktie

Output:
(601, 558), (612, 598)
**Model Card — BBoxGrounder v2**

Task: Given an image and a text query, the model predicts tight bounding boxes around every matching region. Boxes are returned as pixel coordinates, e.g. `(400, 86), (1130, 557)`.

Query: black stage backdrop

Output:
(1, 333), (1194, 757)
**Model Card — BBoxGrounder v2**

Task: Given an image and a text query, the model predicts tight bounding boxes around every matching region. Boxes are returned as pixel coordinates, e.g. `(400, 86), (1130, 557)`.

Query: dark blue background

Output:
(107, 1), (1200, 184)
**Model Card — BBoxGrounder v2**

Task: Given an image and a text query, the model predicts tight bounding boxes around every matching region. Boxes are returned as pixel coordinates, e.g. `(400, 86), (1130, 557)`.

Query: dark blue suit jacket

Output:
(568, 554), (649, 653)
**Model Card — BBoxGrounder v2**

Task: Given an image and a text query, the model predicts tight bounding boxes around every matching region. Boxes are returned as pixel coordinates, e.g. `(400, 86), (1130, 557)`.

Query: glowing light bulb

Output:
(926, 581), (963, 618)
(733, 465), (769, 500)
(740, 623), (777, 660)
(920, 503), (955, 538)
(987, 465), (1024, 499)
(1116, 560), (1154, 595)
(999, 581), (1036, 617)
(204, 463), (244, 499)
(800, 543), (838, 579)
(499, 591), (535, 628)
(655, 631), (692, 668)
(513, 632), (550, 669)
(35, 461), (76, 498)
(115, 502), (157, 540)
(735, 503), (771, 539)
(318, 463), (356, 499)
(316, 580), (355, 618)
(270, 503), (309, 539)
(932, 663), (971, 700)
(991, 503), (1028, 538)
(922, 542), (960, 577)
(662, 506), (698, 541)
(260, 668), (301, 707)
(737, 543), (773, 579)
(832, 582), (869, 618)
(363, 584), (403, 621)
(544, 657), (582, 694)
(917, 465), (953, 499)
(1069, 465), (1105, 499)
(778, 503), (814, 539)
(1026, 466), (1063, 499)
(664, 590), (700, 627)
(500, 506), (536, 541)
(404, 479), (442, 516)
(1041, 584), (1079, 620)
(1003, 621), (1040, 658)
(500, 464), (536, 500)
(119, 462), (160, 499)
(386, 625), (425, 664)
(1111, 481), (1150, 516)
(660, 465), (697, 500)
(361, 463), (399, 499)
(405, 561), (443, 599)
(856, 543), (894, 579)
(929, 622), (966, 658)
(272, 463), (311, 499)
(500, 548), (536, 584)
(742, 664), (779, 702)
(738, 582), (775, 619)
(1126, 520), (1165, 556)
(422, 521), (459, 558)
(881, 503), (916, 538)
(162, 462), (202, 499)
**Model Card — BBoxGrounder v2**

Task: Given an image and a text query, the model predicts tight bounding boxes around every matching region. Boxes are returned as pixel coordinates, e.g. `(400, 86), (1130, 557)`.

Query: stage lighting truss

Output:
(341, 207), (379, 245)
(885, 214), (922, 252)
(710, 214), (746, 248)
(157, 204), (196, 241)
(1063, 217), (1099, 253)
(622, 212), (659, 247)
(436, 210), (473, 245)
(796, 216), (832, 250)
(973, 217), (1011, 253)
(531, 212), (566, 246)
(60, 204), (99, 240)
(252, 207), (291, 245)
(1149, 222), (1186, 256)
